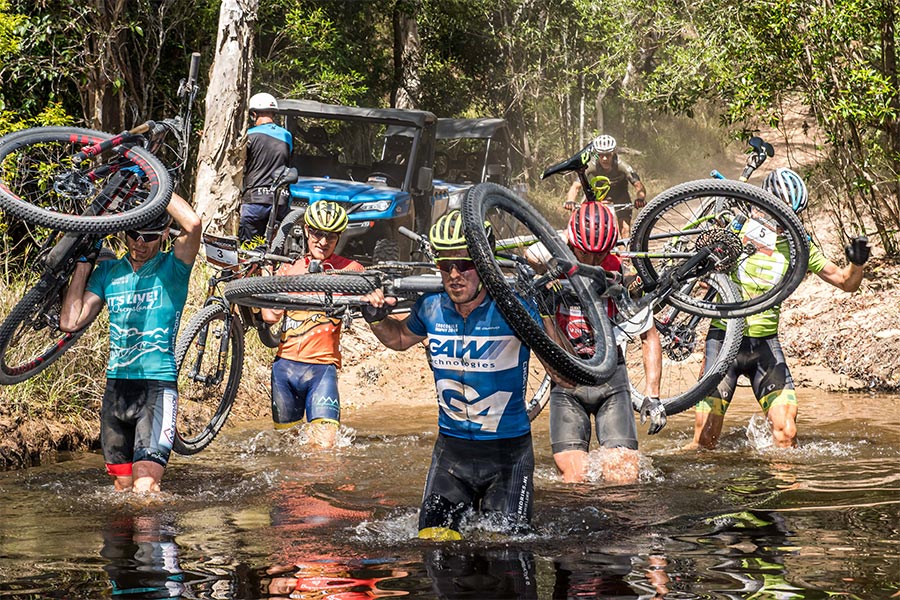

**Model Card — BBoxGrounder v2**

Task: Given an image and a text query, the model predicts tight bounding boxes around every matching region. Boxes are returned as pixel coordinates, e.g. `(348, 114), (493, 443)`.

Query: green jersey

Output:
(717, 241), (827, 338)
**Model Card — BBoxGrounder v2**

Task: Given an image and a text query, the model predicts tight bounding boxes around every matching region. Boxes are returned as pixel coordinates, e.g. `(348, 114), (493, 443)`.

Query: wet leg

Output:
(132, 461), (164, 493)
(554, 449), (588, 483)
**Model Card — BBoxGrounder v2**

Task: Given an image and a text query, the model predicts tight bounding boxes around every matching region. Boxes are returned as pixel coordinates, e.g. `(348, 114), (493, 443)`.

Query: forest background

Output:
(0, 0), (897, 466)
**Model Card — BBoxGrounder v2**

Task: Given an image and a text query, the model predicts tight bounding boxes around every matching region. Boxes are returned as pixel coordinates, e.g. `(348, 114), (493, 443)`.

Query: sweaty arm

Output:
(815, 260), (864, 293)
(59, 262), (104, 332)
(169, 192), (203, 265)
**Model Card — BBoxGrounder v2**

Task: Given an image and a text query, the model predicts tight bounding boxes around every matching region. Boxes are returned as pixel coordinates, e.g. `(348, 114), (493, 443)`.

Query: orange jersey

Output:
(274, 254), (364, 367)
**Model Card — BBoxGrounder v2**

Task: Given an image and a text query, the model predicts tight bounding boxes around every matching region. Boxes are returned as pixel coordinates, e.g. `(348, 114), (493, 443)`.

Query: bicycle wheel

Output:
(629, 179), (809, 318)
(619, 273), (742, 416)
(0, 127), (172, 234)
(461, 183), (618, 386)
(222, 273), (378, 310)
(525, 371), (552, 422)
(172, 302), (244, 455)
(0, 272), (95, 385)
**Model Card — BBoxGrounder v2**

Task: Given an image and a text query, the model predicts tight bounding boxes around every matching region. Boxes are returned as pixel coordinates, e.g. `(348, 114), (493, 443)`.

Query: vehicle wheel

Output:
(222, 273), (377, 310)
(0, 273), (94, 385)
(0, 126), (172, 234)
(270, 208), (306, 259)
(619, 273), (742, 416)
(173, 303), (244, 455)
(525, 371), (552, 422)
(461, 182), (618, 386)
(629, 179), (809, 318)
(373, 239), (399, 264)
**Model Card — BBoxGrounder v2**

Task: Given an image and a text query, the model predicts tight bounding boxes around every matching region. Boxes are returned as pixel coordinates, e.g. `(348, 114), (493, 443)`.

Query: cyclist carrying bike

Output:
(60, 193), (202, 492)
(360, 210), (547, 540)
(543, 202), (666, 483)
(563, 135), (646, 238)
(240, 92), (293, 242)
(687, 167), (870, 450)
(261, 201), (363, 448)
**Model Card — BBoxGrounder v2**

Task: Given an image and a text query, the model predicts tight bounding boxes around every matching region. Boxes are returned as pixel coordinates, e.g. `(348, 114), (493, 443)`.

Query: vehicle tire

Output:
(525, 372), (552, 422)
(629, 179), (809, 318)
(461, 182), (618, 386)
(222, 273), (378, 309)
(373, 239), (399, 263)
(619, 273), (742, 416)
(270, 208), (306, 259)
(172, 303), (244, 455)
(255, 318), (282, 349)
(0, 126), (172, 234)
(0, 273), (94, 385)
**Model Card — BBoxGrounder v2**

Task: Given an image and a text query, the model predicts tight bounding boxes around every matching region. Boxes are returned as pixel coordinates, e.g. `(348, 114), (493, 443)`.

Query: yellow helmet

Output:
(304, 201), (348, 233)
(429, 209), (494, 253)
(589, 175), (611, 201)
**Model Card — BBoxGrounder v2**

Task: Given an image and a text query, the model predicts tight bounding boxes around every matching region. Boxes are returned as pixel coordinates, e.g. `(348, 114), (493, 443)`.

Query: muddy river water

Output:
(0, 387), (897, 599)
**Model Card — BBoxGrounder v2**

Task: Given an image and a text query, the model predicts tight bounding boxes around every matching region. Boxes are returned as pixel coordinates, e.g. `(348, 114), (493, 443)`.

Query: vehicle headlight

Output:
(359, 200), (392, 212)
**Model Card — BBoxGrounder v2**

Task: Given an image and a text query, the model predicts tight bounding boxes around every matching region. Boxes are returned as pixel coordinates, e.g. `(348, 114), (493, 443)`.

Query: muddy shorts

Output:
(549, 361), (638, 454)
(101, 379), (178, 476)
(419, 433), (534, 534)
(697, 329), (797, 416)
(270, 357), (340, 429)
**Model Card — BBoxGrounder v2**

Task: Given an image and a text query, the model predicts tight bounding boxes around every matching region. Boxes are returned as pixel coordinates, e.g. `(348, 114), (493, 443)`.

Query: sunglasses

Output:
(125, 230), (164, 243)
(435, 257), (477, 273)
(307, 228), (340, 242)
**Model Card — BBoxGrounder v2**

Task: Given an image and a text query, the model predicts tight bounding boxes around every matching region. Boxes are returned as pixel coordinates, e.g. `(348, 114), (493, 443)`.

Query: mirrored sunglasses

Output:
(125, 230), (164, 243)
(307, 228), (340, 242)
(435, 257), (477, 273)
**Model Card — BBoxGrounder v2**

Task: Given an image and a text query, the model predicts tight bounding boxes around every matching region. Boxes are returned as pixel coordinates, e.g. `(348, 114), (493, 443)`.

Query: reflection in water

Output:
(424, 547), (536, 599)
(101, 513), (184, 598)
(250, 558), (410, 599)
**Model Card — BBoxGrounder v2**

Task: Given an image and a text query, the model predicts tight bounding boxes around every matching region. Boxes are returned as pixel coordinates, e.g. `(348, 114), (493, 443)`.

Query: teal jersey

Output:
(86, 251), (193, 381)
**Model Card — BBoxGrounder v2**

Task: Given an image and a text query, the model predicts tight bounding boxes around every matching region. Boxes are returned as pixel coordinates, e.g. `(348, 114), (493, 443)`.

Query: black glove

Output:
(77, 236), (104, 263)
(639, 396), (667, 435)
(844, 236), (870, 266)
(361, 302), (392, 324)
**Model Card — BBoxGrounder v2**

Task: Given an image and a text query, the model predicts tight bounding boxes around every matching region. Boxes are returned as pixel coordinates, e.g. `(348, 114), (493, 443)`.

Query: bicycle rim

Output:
(0, 274), (91, 385)
(525, 369), (552, 422)
(629, 179), (810, 318)
(0, 126), (172, 234)
(620, 273), (742, 416)
(461, 183), (618, 386)
(173, 303), (244, 455)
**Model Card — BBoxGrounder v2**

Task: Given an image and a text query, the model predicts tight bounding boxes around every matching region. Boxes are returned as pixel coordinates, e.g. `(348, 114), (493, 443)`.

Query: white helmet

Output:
(591, 134), (617, 154)
(249, 92), (278, 112)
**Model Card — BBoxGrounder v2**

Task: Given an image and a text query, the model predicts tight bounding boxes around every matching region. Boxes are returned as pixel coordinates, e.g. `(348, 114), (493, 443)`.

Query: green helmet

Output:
(304, 201), (348, 233)
(429, 210), (495, 253)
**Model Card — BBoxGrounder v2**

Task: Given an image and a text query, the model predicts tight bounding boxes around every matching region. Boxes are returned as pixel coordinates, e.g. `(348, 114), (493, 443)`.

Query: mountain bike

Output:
(0, 53), (201, 385)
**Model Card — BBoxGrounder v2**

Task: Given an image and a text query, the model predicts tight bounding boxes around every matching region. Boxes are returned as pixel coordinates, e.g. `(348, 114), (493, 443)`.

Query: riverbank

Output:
(1, 255), (897, 471)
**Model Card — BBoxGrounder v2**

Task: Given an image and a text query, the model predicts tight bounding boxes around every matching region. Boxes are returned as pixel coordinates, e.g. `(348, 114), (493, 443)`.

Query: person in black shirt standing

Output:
(240, 92), (293, 242)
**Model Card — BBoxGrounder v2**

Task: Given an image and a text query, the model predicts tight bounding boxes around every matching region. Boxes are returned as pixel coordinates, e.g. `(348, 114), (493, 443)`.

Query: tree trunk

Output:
(193, 0), (259, 235)
(392, 0), (421, 109)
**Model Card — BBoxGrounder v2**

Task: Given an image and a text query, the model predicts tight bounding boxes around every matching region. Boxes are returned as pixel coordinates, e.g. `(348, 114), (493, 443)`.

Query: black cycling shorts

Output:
(549, 362), (638, 454)
(419, 433), (534, 534)
(101, 379), (177, 476)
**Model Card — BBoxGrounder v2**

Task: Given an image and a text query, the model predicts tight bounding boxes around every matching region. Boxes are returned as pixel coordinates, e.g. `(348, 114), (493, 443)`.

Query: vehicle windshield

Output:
(285, 116), (416, 188)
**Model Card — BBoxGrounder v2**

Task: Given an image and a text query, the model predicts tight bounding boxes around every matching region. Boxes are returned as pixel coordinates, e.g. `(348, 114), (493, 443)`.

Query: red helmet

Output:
(567, 201), (618, 254)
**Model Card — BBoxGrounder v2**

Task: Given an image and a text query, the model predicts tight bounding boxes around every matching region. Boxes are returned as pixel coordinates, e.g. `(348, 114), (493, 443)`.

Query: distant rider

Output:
(686, 167), (870, 449)
(564, 134), (646, 238)
(240, 92), (293, 242)
(60, 194), (202, 492)
(261, 201), (364, 448)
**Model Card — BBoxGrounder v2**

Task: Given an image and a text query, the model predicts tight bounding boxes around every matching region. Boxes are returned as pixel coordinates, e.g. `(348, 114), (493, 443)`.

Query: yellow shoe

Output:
(418, 527), (462, 541)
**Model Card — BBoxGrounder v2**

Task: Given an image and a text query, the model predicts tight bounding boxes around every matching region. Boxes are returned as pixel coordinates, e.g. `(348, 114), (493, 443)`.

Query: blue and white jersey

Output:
(406, 292), (538, 441)
(86, 251), (192, 381)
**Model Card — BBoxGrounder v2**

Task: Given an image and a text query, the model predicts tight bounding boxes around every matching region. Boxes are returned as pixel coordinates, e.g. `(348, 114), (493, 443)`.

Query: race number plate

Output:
(203, 234), (240, 267)
(741, 218), (777, 256)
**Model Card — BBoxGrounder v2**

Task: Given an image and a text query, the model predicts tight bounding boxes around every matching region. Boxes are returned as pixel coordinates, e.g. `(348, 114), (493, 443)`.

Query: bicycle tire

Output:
(525, 372), (552, 422)
(270, 208), (306, 258)
(223, 273), (378, 308)
(256, 320), (282, 348)
(620, 273), (742, 416)
(461, 183), (618, 386)
(629, 179), (809, 318)
(172, 302), (244, 455)
(0, 273), (94, 385)
(0, 126), (172, 234)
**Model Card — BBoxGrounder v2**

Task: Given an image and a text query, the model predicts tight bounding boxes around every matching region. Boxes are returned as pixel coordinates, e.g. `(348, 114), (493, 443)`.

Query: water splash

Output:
(745, 414), (774, 451)
(237, 423), (357, 457)
(351, 509), (419, 544)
